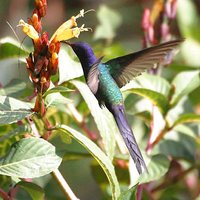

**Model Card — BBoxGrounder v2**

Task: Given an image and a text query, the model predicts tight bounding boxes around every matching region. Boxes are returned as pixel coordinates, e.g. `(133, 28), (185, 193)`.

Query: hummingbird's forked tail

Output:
(110, 104), (148, 174)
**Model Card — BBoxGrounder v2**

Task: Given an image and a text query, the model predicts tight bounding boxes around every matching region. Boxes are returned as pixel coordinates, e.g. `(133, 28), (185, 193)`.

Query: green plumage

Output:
(98, 63), (123, 105)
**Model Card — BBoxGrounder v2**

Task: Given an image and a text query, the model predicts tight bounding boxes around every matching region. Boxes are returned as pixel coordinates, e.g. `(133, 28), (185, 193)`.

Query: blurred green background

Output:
(0, 0), (200, 200)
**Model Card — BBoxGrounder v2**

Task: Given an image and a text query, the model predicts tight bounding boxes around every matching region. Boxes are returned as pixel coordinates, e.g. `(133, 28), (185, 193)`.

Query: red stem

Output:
(0, 188), (11, 200)
(80, 122), (98, 141)
(136, 185), (143, 200)
(143, 185), (156, 200)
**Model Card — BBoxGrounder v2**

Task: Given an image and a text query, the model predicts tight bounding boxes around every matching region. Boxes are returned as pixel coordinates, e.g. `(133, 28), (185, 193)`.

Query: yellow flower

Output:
(51, 25), (90, 42)
(50, 9), (91, 42)
(18, 19), (39, 40)
(18, 9), (92, 43)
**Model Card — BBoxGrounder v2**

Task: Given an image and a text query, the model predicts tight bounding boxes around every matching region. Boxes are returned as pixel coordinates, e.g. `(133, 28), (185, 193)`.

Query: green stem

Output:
(51, 169), (80, 200)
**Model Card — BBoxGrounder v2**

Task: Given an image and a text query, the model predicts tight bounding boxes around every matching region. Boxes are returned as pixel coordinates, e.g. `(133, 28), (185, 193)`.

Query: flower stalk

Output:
(18, 0), (89, 116)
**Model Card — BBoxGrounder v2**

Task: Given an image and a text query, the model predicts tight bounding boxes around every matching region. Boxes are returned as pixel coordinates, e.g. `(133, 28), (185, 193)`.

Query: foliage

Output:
(0, 0), (200, 200)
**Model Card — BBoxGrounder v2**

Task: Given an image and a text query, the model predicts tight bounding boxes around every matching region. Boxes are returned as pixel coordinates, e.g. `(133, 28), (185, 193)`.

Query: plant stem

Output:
(28, 117), (79, 200)
(51, 169), (80, 200)
(152, 165), (195, 192)
(136, 185), (143, 200)
(67, 103), (97, 140)
(0, 188), (11, 200)
(27, 116), (40, 137)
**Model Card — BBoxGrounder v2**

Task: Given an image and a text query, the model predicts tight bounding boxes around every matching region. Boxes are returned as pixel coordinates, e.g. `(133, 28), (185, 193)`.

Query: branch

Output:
(51, 169), (80, 200)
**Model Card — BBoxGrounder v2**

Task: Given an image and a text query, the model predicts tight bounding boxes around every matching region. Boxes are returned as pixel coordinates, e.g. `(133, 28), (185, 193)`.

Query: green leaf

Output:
(0, 137), (62, 178)
(0, 175), (11, 188)
(94, 5), (122, 40)
(59, 131), (72, 144)
(177, 0), (200, 41)
(0, 124), (23, 157)
(0, 37), (29, 60)
(132, 73), (171, 97)
(43, 107), (70, 128)
(134, 111), (152, 124)
(130, 154), (170, 186)
(154, 132), (196, 161)
(0, 95), (32, 124)
(172, 114), (200, 127)
(17, 181), (44, 200)
(174, 124), (197, 139)
(43, 85), (73, 98)
(180, 39), (200, 68)
(59, 125), (120, 200)
(190, 86), (200, 105)
(58, 48), (83, 84)
(45, 91), (72, 108)
(138, 155), (170, 184)
(171, 70), (200, 106)
(0, 60), (28, 86)
(0, 125), (29, 143)
(166, 97), (186, 127)
(70, 80), (116, 160)
(119, 186), (136, 200)
(91, 161), (130, 185)
(124, 88), (169, 115)
(11, 176), (21, 184)
(0, 79), (27, 98)
(63, 151), (91, 160)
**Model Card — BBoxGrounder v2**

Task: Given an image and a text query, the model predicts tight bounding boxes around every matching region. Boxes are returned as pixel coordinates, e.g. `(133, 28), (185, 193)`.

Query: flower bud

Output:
(49, 53), (58, 75)
(40, 73), (50, 93)
(161, 23), (170, 40)
(147, 25), (154, 44)
(48, 42), (56, 54)
(34, 56), (49, 75)
(40, 76), (47, 84)
(165, 0), (177, 19)
(31, 12), (42, 32)
(54, 42), (61, 53)
(48, 40), (60, 54)
(26, 54), (34, 71)
(41, 31), (49, 45)
(49, 63), (58, 75)
(35, 0), (47, 17)
(51, 52), (58, 64)
(142, 9), (151, 30)
(30, 75), (39, 84)
(42, 81), (50, 94)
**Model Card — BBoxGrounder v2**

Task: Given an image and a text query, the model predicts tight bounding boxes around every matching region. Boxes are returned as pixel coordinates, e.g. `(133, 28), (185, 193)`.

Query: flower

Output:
(18, 19), (39, 41)
(18, 0), (91, 115)
(165, 0), (177, 19)
(50, 10), (90, 42)
(18, 7), (90, 94)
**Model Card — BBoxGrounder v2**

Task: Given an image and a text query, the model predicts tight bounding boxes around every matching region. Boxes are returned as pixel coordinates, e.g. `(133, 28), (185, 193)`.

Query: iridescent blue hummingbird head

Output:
(70, 42), (97, 66)
(66, 41), (98, 77)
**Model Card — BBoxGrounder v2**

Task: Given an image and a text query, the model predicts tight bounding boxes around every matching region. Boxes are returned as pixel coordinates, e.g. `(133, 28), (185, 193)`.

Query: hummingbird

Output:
(66, 39), (183, 174)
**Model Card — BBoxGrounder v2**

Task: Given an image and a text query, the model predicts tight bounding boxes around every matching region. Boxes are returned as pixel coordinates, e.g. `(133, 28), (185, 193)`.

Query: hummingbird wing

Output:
(105, 39), (183, 88)
(87, 57), (103, 94)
